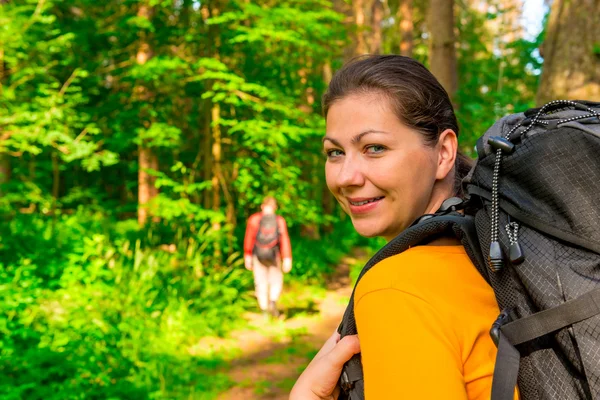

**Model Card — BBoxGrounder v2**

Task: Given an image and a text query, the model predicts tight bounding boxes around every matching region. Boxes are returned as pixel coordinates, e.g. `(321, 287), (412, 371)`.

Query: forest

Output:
(1, 0), (599, 399)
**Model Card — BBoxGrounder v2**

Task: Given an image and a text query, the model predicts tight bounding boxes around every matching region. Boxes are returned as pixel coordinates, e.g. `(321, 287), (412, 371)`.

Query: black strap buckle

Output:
(490, 309), (512, 347)
(412, 197), (466, 226)
(340, 370), (354, 393)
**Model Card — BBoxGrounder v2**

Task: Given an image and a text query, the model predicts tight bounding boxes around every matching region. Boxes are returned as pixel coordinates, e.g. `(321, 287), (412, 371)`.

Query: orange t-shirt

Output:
(355, 245), (518, 399)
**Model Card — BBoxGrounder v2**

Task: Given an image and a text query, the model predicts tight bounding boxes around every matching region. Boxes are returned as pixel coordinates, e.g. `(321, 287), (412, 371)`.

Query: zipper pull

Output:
(488, 241), (504, 272)
(506, 222), (524, 265)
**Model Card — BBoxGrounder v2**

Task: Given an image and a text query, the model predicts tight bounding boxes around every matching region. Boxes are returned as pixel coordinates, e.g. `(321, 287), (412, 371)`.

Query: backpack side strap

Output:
(491, 287), (600, 400)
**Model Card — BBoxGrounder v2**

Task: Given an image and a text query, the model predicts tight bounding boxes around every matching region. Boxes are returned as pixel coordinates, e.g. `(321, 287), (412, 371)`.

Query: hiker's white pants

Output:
(252, 256), (283, 311)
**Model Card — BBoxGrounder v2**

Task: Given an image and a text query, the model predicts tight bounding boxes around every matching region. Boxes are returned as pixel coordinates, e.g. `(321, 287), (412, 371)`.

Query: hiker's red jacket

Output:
(244, 212), (292, 260)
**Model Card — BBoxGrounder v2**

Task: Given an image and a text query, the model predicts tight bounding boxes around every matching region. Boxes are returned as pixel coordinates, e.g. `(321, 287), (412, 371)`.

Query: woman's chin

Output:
(353, 221), (384, 238)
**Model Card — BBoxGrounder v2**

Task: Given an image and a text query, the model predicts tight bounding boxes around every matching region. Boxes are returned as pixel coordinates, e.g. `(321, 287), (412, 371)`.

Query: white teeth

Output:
(350, 197), (383, 206)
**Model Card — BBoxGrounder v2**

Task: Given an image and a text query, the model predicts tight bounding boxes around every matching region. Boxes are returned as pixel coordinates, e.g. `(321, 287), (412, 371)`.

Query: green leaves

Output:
(135, 123), (182, 148)
(0, 1), (549, 398)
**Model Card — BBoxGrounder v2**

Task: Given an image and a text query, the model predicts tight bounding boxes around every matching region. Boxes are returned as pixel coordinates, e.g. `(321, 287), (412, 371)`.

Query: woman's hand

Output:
(282, 258), (292, 273)
(290, 331), (360, 400)
(244, 255), (253, 270)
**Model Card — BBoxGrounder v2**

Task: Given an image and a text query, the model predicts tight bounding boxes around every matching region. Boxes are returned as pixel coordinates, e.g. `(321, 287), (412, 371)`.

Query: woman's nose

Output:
(336, 158), (365, 188)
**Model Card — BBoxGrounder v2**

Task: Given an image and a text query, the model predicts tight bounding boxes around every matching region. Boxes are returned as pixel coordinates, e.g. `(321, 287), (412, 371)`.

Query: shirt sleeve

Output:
(277, 216), (292, 260)
(355, 288), (468, 400)
(244, 214), (259, 257)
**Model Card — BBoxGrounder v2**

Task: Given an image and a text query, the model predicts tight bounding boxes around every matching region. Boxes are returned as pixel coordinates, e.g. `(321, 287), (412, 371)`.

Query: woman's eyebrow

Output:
(351, 129), (388, 144)
(323, 130), (388, 147)
(322, 136), (341, 147)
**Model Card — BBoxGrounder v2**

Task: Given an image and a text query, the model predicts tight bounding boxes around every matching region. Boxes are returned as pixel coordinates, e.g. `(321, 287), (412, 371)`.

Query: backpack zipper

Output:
(487, 100), (600, 272)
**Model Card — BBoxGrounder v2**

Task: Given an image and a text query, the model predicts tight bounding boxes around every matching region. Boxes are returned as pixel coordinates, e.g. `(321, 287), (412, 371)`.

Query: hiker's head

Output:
(261, 196), (277, 214)
(322, 55), (471, 241)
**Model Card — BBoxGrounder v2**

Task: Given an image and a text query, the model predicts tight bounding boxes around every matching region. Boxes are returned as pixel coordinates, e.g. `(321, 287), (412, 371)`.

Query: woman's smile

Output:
(346, 196), (385, 215)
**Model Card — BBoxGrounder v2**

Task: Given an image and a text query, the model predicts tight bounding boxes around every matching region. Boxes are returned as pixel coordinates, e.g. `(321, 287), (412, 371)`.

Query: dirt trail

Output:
(210, 251), (363, 400)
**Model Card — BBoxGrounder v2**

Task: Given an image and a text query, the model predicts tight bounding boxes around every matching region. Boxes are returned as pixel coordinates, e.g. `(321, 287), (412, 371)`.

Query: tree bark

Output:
(210, 102), (223, 259)
(138, 146), (152, 225)
(323, 61), (333, 85)
(353, 0), (367, 55)
(298, 66), (315, 113)
(0, 42), (10, 190)
(398, 0), (414, 56)
(201, 109), (212, 210)
(0, 44), (5, 97)
(370, 0), (383, 54)
(136, 3), (156, 226)
(537, 0), (600, 104)
(427, 0), (457, 100)
(52, 152), (60, 200)
(0, 153), (9, 189)
(211, 103), (221, 216)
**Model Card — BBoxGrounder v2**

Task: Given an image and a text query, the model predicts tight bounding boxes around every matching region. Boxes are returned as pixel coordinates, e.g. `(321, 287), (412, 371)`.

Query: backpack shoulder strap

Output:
(337, 212), (484, 400)
(275, 214), (281, 237)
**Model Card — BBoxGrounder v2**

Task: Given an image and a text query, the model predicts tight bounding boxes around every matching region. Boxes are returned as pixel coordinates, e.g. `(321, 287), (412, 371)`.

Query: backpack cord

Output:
(488, 100), (599, 272)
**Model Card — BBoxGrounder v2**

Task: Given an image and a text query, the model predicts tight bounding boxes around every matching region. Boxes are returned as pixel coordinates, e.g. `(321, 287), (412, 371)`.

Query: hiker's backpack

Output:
(253, 214), (280, 263)
(337, 100), (600, 400)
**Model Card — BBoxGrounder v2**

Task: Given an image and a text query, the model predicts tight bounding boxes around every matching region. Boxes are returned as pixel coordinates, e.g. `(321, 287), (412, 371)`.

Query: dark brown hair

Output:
(322, 55), (472, 196)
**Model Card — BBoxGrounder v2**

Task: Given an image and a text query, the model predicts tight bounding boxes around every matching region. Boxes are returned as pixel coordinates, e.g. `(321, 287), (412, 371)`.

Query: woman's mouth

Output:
(347, 196), (385, 214)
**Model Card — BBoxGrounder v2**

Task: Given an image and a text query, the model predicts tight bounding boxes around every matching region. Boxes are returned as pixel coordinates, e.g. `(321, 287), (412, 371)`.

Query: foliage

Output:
(0, 210), (248, 399)
(0, 0), (547, 398)
(454, 0), (542, 151)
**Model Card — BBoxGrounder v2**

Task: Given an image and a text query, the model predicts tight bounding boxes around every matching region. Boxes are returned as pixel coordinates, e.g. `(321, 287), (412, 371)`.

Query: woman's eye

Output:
(325, 149), (344, 158)
(365, 145), (386, 154)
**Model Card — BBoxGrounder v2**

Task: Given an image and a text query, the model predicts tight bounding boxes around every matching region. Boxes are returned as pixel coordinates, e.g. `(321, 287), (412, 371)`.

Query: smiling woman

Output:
(290, 55), (518, 400)
(321, 54), (472, 242)
(323, 91), (453, 241)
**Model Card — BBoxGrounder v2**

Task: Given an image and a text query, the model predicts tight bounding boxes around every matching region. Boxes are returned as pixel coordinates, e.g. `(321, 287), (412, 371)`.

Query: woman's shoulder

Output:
(355, 244), (490, 306)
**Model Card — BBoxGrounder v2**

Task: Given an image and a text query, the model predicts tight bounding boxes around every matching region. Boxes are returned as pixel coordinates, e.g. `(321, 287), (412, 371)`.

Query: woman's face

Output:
(324, 93), (453, 241)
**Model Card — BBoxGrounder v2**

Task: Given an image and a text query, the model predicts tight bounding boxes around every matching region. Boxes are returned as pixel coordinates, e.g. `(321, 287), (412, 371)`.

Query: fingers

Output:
(312, 331), (341, 362)
(324, 334), (360, 369)
(290, 333), (360, 400)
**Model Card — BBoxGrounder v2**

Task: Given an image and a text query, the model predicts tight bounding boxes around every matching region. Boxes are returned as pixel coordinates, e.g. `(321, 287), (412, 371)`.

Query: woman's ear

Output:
(435, 129), (458, 181)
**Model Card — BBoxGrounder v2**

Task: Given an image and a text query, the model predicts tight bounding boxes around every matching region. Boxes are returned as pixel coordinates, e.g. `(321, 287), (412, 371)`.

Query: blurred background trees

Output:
(1, 0), (598, 398)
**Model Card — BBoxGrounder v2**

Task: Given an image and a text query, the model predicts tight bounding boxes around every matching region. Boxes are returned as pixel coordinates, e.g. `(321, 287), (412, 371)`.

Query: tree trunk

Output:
(211, 103), (221, 216)
(52, 152), (60, 200)
(138, 146), (152, 226)
(149, 150), (159, 222)
(370, 0), (383, 54)
(427, 0), (457, 100)
(353, 0), (367, 55)
(211, 102), (223, 259)
(398, 0), (414, 56)
(136, 3), (156, 226)
(201, 108), (212, 210)
(298, 65), (316, 113)
(537, 0), (600, 104)
(323, 61), (333, 85)
(0, 44), (5, 97)
(0, 153), (9, 189)
(0, 43), (10, 191)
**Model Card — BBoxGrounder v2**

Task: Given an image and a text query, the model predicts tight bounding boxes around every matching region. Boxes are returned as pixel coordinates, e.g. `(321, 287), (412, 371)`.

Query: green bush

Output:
(0, 211), (249, 399)
(288, 220), (379, 283)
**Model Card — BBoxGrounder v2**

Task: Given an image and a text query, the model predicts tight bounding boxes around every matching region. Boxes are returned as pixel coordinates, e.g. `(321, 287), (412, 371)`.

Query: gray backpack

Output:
(253, 214), (280, 263)
(338, 100), (600, 400)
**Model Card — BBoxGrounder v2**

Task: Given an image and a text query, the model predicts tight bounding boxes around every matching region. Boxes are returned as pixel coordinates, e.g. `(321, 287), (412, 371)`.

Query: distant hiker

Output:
(244, 196), (292, 318)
